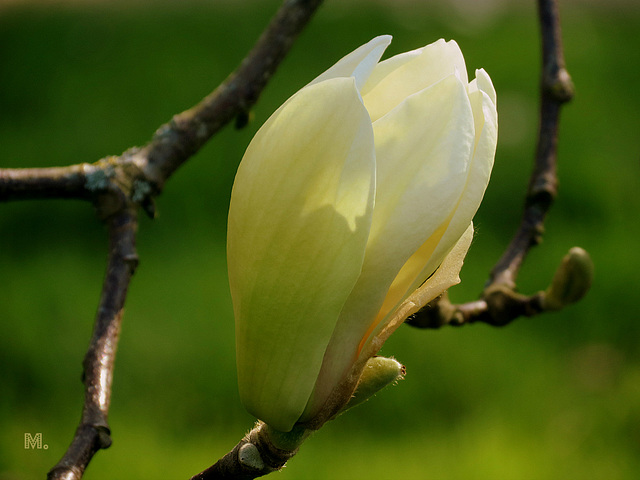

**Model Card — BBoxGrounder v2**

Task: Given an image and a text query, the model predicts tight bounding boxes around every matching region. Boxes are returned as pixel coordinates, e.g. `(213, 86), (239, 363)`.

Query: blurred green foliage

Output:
(1, 1), (639, 479)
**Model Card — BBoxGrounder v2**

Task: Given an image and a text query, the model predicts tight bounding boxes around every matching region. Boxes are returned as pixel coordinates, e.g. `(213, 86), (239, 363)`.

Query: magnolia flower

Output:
(227, 35), (497, 433)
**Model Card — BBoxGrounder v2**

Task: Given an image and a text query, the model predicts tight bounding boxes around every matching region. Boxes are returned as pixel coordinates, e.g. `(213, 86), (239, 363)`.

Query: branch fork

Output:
(0, 0), (593, 478)
(0, 1), (326, 478)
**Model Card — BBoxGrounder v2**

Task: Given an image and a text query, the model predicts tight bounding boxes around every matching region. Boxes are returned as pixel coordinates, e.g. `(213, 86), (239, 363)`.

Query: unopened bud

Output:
(342, 356), (405, 412)
(543, 247), (594, 311)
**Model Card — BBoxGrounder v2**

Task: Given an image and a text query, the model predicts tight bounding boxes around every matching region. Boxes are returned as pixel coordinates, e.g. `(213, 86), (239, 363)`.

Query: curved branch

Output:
(409, 0), (577, 330)
(489, 0), (574, 290)
(25, 1), (325, 478)
(0, 0), (325, 204)
(134, 0), (325, 191)
(47, 206), (138, 480)
(4, 0), (583, 478)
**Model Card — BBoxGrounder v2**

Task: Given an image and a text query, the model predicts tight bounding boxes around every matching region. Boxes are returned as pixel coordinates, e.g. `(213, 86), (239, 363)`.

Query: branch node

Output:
(122, 253), (140, 273)
(526, 183), (555, 210)
(131, 179), (153, 203)
(96, 426), (113, 449)
(84, 163), (115, 192)
(545, 67), (574, 103)
(482, 285), (543, 326)
(238, 443), (265, 471)
(248, 424), (299, 471)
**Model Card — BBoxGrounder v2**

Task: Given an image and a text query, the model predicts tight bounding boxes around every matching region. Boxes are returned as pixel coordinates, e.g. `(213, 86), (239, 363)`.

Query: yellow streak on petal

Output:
(356, 216), (451, 357)
(359, 223), (474, 362)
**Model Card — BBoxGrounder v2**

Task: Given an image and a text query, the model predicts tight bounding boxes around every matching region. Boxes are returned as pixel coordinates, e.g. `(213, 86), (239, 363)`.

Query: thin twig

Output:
(409, 0), (575, 330)
(0, 0), (325, 204)
(48, 206), (138, 480)
(2, 0), (584, 478)
(406, 290), (545, 329)
(489, 0), (574, 289)
(25, 0), (324, 478)
(189, 423), (303, 480)
(0, 165), (92, 202)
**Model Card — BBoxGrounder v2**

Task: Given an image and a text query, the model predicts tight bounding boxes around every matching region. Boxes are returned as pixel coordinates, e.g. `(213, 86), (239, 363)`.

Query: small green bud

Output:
(543, 247), (594, 311)
(342, 356), (405, 412)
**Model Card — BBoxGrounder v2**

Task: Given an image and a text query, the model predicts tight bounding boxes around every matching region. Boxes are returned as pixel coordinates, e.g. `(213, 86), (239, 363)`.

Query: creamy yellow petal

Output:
(365, 217), (449, 342)
(373, 69), (498, 320)
(358, 223), (475, 363)
(473, 68), (497, 106)
(309, 35), (392, 90)
(228, 77), (375, 432)
(407, 69), (497, 292)
(360, 47), (423, 96)
(362, 39), (468, 122)
(301, 74), (475, 420)
(313, 224), (475, 426)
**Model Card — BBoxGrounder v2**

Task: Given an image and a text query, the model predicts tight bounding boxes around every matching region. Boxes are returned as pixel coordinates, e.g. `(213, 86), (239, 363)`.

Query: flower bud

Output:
(227, 35), (497, 432)
(543, 247), (594, 311)
(341, 356), (405, 412)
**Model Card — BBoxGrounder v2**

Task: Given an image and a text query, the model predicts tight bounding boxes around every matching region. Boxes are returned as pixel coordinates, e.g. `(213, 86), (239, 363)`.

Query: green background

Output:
(1, 0), (639, 478)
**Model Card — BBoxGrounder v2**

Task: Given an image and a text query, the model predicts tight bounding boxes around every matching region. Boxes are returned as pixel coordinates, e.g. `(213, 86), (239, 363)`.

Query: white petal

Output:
(228, 77), (375, 432)
(362, 39), (469, 122)
(410, 70), (497, 290)
(377, 69), (497, 311)
(301, 74), (475, 420)
(360, 47), (423, 95)
(474, 68), (497, 106)
(358, 223), (476, 362)
(309, 35), (392, 90)
(309, 224), (475, 427)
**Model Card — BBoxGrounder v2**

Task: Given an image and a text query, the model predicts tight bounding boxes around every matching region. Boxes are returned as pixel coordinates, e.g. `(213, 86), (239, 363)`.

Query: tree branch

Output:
(0, 1), (324, 478)
(2, 0), (590, 478)
(489, 0), (574, 289)
(0, 0), (325, 203)
(132, 0), (326, 192)
(47, 206), (138, 480)
(408, 0), (580, 330)
(0, 165), (92, 202)
(184, 0), (590, 476)
(189, 423), (307, 480)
